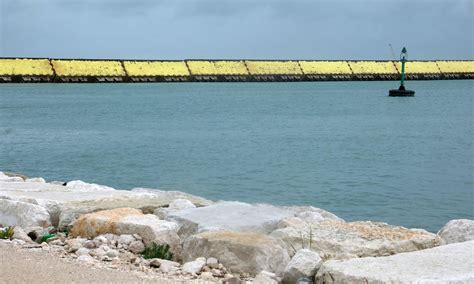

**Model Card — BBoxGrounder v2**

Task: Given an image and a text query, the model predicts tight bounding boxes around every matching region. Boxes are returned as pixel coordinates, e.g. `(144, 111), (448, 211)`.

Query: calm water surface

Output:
(1, 81), (472, 232)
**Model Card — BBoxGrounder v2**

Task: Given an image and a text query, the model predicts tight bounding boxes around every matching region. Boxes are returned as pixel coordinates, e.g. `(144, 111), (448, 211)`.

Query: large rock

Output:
(283, 206), (343, 222)
(0, 174), (212, 231)
(438, 219), (474, 244)
(65, 180), (116, 192)
(315, 240), (474, 283)
(0, 199), (51, 232)
(182, 257), (206, 274)
(58, 206), (92, 231)
(182, 230), (290, 276)
(69, 208), (181, 259)
(283, 249), (322, 284)
(271, 220), (441, 259)
(167, 201), (294, 238)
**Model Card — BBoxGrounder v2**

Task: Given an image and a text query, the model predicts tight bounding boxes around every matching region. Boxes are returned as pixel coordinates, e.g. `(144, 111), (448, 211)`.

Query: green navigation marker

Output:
(389, 47), (415, 96)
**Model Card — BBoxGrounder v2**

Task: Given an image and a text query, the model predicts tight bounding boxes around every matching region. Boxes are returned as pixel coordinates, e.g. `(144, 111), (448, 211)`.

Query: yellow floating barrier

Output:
(0, 58), (53, 76)
(51, 60), (125, 77)
(187, 60), (249, 75)
(245, 61), (302, 75)
(399, 61), (441, 74)
(436, 61), (474, 73)
(298, 61), (352, 75)
(348, 61), (398, 74)
(123, 61), (190, 77)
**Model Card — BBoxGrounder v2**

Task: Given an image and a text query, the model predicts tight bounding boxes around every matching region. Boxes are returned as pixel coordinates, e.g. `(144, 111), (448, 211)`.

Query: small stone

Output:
(77, 255), (95, 263)
(206, 257), (219, 269)
(12, 227), (32, 242)
(200, 272), (214, 280)
(224, 277), (240, 284)
(93, 235), (108, 247)
(90, 247), (107, 257)
(83, 240), (95, 249)
(128, 240), (145, 254)
(65, 238), (85, 253)
(182, 257), (206, 274)
(118, 234), (135, 246)
(49, 239), (64, 246)
(41, 242), (50, 250)
(103, 233), (119, 243)
(57, 233), (67, 241)
(149, 258), (161, 268)
(282, 249), (322, 284)
(76, 247), (90, 256)
(159, 259), (181, 273)
(101, 256), (112, 262)
(106, 249), (119, 258)
(99, 244), (110, 251)
(211, 269), (224, 277)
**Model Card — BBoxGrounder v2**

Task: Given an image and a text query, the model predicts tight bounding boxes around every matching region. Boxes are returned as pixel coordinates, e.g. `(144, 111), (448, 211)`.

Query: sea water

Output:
(1, 80), (472, 232)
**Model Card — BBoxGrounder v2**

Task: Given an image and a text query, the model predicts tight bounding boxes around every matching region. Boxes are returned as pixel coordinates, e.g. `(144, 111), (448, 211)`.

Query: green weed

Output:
(0, 226), (15, 240)
(141, 243), (173, 260)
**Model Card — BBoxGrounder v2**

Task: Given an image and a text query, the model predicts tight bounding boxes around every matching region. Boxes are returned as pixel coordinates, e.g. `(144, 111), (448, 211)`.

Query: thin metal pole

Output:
(400, 60), (406, 87)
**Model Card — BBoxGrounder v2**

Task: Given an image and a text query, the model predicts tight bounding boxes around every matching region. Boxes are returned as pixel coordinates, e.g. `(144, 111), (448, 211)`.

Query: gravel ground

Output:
(0, 241), (214, 284)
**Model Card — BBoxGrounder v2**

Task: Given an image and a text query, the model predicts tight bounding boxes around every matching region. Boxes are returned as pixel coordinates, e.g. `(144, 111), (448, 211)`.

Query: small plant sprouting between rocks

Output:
(289, 226), (314, 256)
(0, 226), (15, 240)
(141, 243), (173, 260)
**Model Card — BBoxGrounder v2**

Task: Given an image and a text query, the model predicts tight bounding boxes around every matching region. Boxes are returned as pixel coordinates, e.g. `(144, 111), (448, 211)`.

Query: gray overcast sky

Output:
(0, 0), (472, 60)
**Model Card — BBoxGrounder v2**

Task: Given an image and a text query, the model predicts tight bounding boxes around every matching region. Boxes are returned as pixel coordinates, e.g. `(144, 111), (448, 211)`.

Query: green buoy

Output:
(389, 47), (415, 96)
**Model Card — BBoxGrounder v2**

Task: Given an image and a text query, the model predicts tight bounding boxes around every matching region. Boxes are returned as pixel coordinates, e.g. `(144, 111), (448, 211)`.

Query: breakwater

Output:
(0, 58), (473, 83)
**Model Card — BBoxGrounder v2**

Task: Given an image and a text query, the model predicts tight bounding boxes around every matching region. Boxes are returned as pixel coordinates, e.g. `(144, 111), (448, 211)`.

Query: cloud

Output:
(0, 0), (472, 59)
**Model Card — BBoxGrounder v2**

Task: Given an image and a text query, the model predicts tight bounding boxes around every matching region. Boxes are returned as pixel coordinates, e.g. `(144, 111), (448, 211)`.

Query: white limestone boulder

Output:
(182, 230), (290, 276)
(0, 172), (24, 182)
(65, 180), (116, 192)
(168, 199), (196, 211)
(438, 219), (474, 244)
(271, 220), (442, 259)
(69, 208), (181, 259)
(167, 201), (294, 238)
(283, 249), (322, 284)
(315, 240), (474, 283)
(24, 177), (46, 183)
(284, 206), (343, 222)
(182, 257), (206, 274)
(0, 199), (51, 232)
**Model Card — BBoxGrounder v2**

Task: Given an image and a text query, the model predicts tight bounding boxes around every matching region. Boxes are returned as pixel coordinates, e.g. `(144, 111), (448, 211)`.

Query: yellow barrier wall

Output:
(399, 61), (441, 74)
(51, 60), (125, 76)
(123, 61), (190, 76)
(348, 61), (398, 74)
(245, 61), (302, 75)
(0, 58), (53, 76)
(298, 61), (352, 74)
(187, 61), (249, 75)
(436, 61), (474, 73)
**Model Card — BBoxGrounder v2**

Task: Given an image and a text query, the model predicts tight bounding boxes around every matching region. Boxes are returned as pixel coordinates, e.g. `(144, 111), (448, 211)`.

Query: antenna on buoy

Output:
(389, 47), (415, 97)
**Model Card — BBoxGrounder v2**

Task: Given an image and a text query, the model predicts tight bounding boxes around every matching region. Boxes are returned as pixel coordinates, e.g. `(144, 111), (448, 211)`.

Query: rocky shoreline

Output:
(1, 171), (473, 283)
